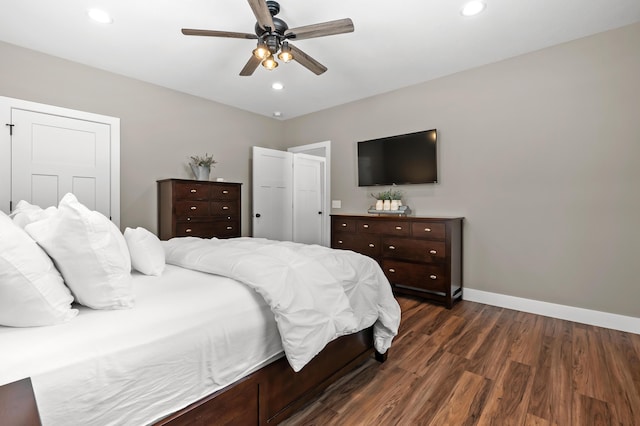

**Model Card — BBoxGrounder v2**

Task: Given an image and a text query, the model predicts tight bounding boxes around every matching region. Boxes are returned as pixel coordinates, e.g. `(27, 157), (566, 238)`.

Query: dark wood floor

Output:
(281, 296), (640, 425)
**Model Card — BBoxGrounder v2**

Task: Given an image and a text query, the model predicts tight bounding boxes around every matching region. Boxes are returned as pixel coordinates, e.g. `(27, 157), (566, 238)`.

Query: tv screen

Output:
(357, 129), (438, 186)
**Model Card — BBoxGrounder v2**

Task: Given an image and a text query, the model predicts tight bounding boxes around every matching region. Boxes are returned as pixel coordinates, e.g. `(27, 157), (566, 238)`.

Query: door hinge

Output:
(5, 123), (14, 135)
(10, 200), (13, 211)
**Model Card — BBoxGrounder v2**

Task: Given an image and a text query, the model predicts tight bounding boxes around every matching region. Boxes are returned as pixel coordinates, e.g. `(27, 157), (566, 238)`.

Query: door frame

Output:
(288, 141), (331, 246)
(0, 96), (121, 225)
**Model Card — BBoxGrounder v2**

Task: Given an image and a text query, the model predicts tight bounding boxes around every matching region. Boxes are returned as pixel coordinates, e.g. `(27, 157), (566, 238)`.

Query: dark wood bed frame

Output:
(1, 328), (384, 426)
(157, 326), (385, 425)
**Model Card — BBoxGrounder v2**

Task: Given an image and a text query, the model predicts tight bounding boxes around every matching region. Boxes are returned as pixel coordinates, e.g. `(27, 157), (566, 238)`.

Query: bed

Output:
(0, 194), (401, 425)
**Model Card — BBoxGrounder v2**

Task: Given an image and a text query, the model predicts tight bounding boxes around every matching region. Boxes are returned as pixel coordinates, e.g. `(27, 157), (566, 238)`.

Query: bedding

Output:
(0, 265), (283, 426)
(164, 237), (401, 372)
(0, 211), (77, 327)
(24, 193), (134, 310)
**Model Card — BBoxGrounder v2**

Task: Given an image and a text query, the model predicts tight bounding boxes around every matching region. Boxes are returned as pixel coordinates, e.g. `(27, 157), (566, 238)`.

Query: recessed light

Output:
(271, 82), (284, 90)
(461, 1), (486, 17)
(88, 8), (113, 24)
(273, 111), (282, 117)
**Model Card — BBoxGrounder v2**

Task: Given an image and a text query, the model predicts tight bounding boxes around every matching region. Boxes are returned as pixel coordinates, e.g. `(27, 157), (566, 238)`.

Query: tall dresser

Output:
(331, 214), (463, 308)
(157, 178), (242, 240)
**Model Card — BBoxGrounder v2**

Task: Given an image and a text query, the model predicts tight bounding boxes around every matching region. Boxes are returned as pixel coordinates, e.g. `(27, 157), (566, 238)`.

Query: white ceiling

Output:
(1, 1), (639, 120)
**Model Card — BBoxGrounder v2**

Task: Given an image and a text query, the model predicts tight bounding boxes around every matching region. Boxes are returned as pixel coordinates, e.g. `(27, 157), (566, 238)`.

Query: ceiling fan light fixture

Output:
(253, 40), (271, 60)
(278, 42), (294, 63)
(262, 57), (279, 70)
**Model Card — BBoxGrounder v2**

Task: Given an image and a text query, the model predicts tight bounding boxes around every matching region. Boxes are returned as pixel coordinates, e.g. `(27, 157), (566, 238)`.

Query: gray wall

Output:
(283, 23), (640, 317)
(0, 40), (286, 236)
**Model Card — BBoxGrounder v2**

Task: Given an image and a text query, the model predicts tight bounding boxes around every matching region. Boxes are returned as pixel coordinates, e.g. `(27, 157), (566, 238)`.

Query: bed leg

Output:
(374, 350), (388, 363)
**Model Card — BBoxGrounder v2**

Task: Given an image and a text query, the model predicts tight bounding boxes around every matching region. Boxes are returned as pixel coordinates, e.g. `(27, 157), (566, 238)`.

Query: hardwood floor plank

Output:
(528, 318), (573, 425)
(572, 325), (614, 401)
(477, 360), (534, 425)
(597, 327), (640, 425)
(428, 370), (492, 426)
(445, 304), (502, 360)
(466, 309), (522, 380)
(573, 394), (613, 426)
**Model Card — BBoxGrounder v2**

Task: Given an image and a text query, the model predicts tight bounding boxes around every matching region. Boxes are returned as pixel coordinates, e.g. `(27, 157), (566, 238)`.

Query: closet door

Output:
(292, 154), (324, 245)
(1, 96), (120, 224)
(11, 109), (111, 216)
(252, 146), (293, 241)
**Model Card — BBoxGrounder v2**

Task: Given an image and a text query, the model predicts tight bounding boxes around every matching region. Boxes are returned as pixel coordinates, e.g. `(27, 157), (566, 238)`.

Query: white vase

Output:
(375, 200), (384, 210)
(383, 200), (391, 211)
(190, 164), (210, 180)
(390, 200), (399, 211)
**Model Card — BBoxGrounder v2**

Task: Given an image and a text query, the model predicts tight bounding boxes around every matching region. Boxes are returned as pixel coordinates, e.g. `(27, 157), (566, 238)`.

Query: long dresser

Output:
(331, 214), (463, 308)
(157, 178), (241, 240)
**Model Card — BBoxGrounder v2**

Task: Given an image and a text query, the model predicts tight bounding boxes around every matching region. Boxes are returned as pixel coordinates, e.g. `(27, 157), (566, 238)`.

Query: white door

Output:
(288, 141), (331, 246)
(293, 154), (325, 245)
(252, 146), (293, 241)
(1, 96), (120, 224)
(11, 109), (111, 216)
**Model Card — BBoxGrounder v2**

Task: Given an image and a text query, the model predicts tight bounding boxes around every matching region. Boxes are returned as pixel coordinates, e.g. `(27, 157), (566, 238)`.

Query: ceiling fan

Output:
(181, 0), (354, 76)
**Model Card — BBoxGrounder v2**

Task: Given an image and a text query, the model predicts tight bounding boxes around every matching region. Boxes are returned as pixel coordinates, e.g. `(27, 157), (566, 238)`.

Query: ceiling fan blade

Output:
(285, 18), (354, 40)
(182, 28), (258, 39)
(240, 55), (262, 76)
(289, 44), (327, 75)
(247, 0), (275, 31)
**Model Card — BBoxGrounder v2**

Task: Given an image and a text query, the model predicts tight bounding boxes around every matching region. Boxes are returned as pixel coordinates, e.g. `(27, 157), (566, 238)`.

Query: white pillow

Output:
(124, 227), (165, 276)
(0, 211), (78, 327)
(25, 193), (135, 310)
(10, 200), (57, 229)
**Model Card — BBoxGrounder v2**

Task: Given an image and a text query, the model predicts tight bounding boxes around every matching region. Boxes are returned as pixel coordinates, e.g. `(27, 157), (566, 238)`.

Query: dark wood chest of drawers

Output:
(331, 214), (463, 308)
(157, 179), (241, 240)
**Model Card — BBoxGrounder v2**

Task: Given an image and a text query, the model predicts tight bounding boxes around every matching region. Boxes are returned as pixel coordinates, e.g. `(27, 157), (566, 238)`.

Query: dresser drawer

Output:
(411, 222), (446, 240)
(382, 260), (448, 293)
(174, 183), (210, 200)
(356, 220), (410, 236)
(175, 222), (212, 237)
(332, 233), (381, 258)
(210, 185), (240, 200)
(332, 218), (357, 233)
(211, 201), (238, 215)
(175, 200), (210, 218)
(383, 238), (446, 263)
(211, 221), (240, 238)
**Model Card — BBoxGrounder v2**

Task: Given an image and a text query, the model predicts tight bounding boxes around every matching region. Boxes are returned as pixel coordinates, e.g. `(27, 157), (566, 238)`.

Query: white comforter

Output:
(164, 237), (401, 372)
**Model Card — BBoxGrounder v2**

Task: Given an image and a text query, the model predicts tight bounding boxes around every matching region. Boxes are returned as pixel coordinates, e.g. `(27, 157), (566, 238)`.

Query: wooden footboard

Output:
(157, 326), (379, 425)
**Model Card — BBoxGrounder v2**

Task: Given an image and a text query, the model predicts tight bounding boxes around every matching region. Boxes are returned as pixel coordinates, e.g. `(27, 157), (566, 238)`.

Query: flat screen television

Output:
(357, 129), (438, 186)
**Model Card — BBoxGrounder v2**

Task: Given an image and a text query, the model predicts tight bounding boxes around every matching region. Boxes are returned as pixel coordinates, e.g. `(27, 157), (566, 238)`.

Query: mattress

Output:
(0, 265), (283, 425)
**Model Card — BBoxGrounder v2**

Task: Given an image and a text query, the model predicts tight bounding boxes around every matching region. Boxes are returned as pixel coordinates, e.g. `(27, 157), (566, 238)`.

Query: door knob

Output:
(255, 213), (261, 218)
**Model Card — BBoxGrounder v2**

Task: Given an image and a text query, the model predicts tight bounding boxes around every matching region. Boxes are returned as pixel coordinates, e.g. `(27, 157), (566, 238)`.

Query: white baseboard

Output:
(463, 288), (640, 335)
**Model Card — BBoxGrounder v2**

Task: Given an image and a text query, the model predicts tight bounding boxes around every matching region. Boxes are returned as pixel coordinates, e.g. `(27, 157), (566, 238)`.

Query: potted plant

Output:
(389, 189), (404, 211)
(189, 153), (217, 181)
(371, 190), (392, 210)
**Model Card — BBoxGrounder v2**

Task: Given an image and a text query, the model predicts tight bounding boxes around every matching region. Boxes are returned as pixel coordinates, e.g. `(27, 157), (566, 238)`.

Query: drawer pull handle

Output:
(389, 245), (396, 250)
(395, 226), (402, 230)
(368, 243), (375, 248)
(389, 268), (396, 273)
(190, 189), (197, 193)
(226, 226), (233, 230)
(222, 190), (229, 194)
(341, 223), (347, 227)
(222, 206), (229, 210)
(190, 206), (197, 210)
(429, 250), (437, 254)
(430, 275), (437, 280)
(338, 240), (343, 244)
(185, 228), (192, 233)
(363, 224), (369, 228)
(424, 228), (432, 232)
